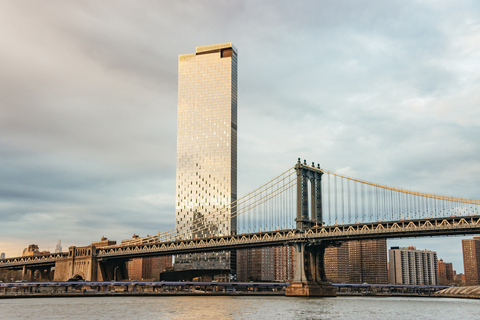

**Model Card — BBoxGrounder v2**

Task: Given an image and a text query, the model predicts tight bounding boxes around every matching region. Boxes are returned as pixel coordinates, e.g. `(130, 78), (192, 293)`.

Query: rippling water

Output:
(0, 296), (478, 319)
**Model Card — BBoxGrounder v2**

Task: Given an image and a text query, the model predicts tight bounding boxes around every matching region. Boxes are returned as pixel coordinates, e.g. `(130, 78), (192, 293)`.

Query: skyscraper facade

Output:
(175, 43), (237, 272)
(462, 236), (480, 286)
(389, 246), (438, 285)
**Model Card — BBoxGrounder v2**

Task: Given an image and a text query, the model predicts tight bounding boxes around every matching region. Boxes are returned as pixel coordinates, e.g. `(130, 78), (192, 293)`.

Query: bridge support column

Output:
(285, 241), (336, 297)
(22, 266), (33, 282)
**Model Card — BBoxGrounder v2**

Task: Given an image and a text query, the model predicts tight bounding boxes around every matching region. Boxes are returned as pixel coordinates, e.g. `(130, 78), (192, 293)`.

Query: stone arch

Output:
(71, 273), (85, 281)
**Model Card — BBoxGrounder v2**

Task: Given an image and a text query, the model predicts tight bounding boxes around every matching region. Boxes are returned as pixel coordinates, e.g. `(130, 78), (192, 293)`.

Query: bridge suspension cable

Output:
(318, 167), (480, 226)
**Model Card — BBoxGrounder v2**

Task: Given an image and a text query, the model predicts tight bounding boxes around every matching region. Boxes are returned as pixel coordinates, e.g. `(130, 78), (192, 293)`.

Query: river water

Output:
(0, 296), (478, 319)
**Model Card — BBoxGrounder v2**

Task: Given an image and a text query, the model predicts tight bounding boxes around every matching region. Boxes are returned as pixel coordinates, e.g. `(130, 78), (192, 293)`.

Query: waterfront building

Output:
(389, 246), (438, 285)
(128, 256), (173, 281)
(175, 43), (238, 274)
(274, 246), (295, 281)
(237, 248), (274, 281)
(348, 239), (388, 284)
(437, 259), (454, 285)
(324, 243), (349, 283)
(324, 239), (388, 284)
(462, 236), (480, 285)
(236, 246), (295, 282)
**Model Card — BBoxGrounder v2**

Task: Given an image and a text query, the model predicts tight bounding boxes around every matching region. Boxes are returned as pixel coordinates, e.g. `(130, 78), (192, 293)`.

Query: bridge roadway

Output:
(1, 215), (479, 268)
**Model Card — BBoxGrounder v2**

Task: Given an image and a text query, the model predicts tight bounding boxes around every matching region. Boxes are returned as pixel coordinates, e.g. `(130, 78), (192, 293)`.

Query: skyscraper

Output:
(462, 236), (480, 286)
(175, 43), (237, 273)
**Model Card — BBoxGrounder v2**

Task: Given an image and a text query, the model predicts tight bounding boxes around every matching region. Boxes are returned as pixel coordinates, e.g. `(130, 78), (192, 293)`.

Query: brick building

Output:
(438, 259), (454, 285)
(128, 256), (173, 281)
(324, 239), (388, 284)
(462, 236), (480, 286)
(237, 246), (295, 282)
(324, 243), (349, 283)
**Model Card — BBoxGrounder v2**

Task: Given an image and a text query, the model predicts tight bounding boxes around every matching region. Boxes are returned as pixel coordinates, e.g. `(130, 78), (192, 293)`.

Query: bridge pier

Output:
(285, 241), (336, 297)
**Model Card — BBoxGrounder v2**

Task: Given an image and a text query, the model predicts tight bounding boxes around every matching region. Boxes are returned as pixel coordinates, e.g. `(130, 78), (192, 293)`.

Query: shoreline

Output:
(2, 291), (480, 300)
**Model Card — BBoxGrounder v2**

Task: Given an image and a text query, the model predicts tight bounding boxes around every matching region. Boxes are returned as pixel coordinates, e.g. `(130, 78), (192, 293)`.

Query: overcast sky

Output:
(1, 1), (479, 273)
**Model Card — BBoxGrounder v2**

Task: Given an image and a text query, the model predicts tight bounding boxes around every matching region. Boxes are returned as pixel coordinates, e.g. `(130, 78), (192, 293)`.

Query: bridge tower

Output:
(286, 159), (336, 297)
(295, 158), (323, 230)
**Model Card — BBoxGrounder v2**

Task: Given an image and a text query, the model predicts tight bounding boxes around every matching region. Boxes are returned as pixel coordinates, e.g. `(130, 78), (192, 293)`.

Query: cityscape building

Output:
(237, 248), (274, 281)
(324, 239), (388, 284)
(55, 240), (62, 253)
(324, 243), (349, 283)
(92, 237), (117, 247)
(128, 256), (173, 281)
(437, 259), (454, 285)
(274, 246), (295, 282)
(462, 236), (480, 285)
(389, 246), (438, 285)
(348, 239), (388, 284)
(0, 253), (4, 259)
(236, 246), (296, 282)
(175, 43), (238, 274)
(22, 244), (50, 257)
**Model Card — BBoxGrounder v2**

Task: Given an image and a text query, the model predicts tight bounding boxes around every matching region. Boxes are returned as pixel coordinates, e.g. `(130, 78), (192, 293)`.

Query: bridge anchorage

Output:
(286, 159), (336, 297)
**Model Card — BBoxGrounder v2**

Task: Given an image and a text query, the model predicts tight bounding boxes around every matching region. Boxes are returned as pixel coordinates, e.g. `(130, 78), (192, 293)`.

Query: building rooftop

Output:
(196, 42), (237, 54)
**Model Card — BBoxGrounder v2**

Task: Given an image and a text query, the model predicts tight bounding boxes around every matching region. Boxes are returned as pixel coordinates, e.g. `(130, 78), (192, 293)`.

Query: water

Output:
(0, 296), (478, 319)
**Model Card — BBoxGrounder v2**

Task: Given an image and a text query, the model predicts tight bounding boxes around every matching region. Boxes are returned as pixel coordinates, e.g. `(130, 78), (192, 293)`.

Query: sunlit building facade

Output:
(175, 43), (238, 272)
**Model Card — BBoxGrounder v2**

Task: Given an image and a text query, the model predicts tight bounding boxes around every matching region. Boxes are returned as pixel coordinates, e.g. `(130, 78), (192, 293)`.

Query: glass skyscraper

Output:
(175, 43), (237, 272)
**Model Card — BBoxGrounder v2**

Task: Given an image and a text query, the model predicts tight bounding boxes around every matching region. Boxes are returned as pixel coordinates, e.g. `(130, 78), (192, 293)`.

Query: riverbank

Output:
(3, 290), (480, 300)
(0, 291), (284, 299)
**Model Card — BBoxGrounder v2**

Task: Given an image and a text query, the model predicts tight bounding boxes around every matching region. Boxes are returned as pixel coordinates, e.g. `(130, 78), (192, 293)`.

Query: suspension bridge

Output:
(1, 159), (479, 296)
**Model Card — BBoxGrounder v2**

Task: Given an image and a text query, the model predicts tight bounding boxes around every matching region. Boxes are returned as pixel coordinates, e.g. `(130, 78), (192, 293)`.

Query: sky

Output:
(0, 1), (479, 273)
